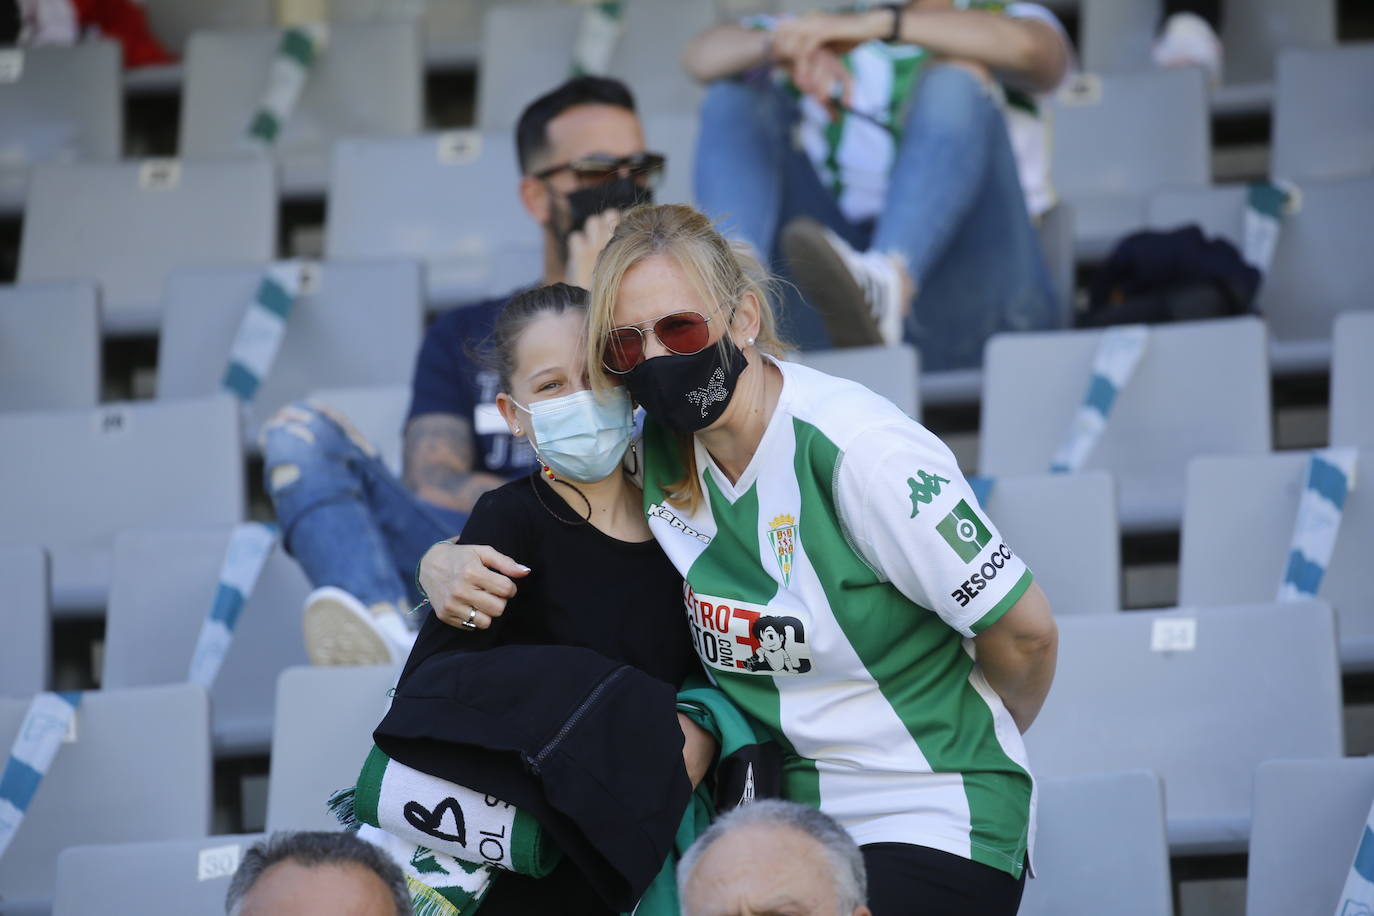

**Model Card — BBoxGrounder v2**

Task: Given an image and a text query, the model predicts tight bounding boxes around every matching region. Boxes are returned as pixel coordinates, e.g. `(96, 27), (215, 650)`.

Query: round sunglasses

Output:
(603, 310), (713, 374)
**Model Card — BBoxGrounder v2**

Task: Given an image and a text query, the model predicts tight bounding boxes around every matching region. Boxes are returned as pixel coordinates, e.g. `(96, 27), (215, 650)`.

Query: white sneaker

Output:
(302, 586), (417, 667)
(782, 217), (907, 348)
(1153, 12), (1223, 85)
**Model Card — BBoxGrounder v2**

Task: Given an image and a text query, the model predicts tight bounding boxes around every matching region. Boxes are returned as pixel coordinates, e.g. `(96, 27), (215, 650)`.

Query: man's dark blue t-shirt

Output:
(407, 294), (539, 477)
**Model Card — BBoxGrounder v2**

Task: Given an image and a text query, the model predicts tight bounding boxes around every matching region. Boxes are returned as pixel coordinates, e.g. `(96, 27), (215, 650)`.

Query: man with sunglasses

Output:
(263, 75), (665, 666)
(682, 0), (1070, 370)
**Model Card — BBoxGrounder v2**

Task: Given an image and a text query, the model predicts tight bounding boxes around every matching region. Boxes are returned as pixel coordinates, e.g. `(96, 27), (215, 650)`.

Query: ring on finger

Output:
(461, 606), (478, 629)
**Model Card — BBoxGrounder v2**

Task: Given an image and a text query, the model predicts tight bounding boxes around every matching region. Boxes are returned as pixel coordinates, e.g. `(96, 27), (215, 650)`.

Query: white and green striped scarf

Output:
(246, 22), (329, 148)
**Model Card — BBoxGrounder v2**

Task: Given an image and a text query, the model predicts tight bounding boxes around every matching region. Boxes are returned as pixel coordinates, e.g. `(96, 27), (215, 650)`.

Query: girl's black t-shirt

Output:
(404, 472), (697, 688)
(399, 473), (698, 916)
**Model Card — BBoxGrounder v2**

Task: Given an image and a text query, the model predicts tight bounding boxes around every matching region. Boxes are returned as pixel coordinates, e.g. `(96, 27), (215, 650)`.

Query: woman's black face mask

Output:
(623, 336), (748, 434)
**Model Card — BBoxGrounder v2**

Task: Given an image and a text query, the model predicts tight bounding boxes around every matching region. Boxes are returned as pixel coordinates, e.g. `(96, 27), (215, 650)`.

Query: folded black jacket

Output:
(373, 644), (693, 911)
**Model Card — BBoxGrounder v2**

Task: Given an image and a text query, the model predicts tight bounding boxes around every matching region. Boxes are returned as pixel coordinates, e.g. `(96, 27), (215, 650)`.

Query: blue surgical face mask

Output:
(513, 387), (635, 483)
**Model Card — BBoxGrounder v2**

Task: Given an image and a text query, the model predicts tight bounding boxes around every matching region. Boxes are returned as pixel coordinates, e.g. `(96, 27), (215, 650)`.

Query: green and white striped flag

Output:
(571, 1), (623, 76)
(222, 261), (317, 405)
(246, 22), (329, 147)
(1243, 179), (1295, 274)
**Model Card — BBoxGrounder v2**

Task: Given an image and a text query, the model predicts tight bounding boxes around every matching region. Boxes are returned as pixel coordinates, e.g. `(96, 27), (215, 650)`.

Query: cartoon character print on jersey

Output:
(743, 615), (811, 674)
(683, 584), (814, 676)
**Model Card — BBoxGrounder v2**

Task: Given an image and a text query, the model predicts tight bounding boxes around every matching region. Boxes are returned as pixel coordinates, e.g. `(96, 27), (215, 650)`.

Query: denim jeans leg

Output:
(871, 65), (1057, 370)
(262, 402), (466, 614)
(694, 77), (791, 261)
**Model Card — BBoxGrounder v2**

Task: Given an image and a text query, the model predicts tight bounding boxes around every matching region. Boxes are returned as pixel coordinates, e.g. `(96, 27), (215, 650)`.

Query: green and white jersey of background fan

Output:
(748, 1), (1066, 223)
(641, 359), (1037, 879)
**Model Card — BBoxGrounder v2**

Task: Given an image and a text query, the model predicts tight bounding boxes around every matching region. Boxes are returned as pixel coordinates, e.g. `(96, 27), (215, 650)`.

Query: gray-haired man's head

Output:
(677, 799), (871, 916)
(225, 831), (408, 916)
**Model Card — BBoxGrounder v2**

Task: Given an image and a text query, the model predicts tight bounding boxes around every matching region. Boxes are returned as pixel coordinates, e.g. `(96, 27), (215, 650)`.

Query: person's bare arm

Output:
(678, 714), (717, 789)
(682, 23), (774, 83)
(402, 413), (506, 513)
(773, 7), (1068, 94)
(971, 581), (1057, 733)
(905, 10), (1067, 92)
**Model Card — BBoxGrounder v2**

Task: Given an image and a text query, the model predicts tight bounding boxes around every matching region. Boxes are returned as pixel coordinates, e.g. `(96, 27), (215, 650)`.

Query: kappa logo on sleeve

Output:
(936, 499), (993, 563)
(907, 470), (951, 517)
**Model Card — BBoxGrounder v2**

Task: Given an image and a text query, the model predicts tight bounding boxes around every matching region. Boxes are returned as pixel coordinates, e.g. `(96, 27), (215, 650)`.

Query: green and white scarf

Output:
(246, 22), (329, 147)
(357, 823), (494, 916)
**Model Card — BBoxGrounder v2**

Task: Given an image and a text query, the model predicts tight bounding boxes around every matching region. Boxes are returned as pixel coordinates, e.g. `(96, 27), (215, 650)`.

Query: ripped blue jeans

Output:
(261, 402), (468, 616)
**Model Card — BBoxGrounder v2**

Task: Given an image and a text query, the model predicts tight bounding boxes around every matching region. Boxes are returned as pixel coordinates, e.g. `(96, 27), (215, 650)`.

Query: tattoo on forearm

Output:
(403, 413), (500, 512)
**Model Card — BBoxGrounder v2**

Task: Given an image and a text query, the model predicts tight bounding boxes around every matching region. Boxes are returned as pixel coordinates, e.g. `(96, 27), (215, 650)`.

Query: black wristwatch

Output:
(884, 3), (904, 42)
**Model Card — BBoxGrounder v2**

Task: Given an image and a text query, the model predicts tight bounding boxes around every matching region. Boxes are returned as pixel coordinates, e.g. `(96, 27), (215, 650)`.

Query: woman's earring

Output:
(746, 337), (756, 347)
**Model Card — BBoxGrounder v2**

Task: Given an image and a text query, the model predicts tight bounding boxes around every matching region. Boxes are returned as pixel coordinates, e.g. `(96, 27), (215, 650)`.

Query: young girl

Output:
(398, 283), (714, 914)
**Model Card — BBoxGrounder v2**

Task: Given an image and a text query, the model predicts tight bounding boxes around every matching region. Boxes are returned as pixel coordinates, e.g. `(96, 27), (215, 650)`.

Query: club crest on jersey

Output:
(767, 513), (798, 588)
(683, 584), (813, 676)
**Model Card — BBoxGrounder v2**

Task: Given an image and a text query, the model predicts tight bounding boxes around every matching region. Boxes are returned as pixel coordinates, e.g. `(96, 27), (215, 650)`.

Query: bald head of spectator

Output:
(225, 831), (408, 916)
(678, 800), (872, 916)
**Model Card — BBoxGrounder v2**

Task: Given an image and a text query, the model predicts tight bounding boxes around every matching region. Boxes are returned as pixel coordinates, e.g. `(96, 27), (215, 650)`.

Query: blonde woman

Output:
(419, 204), (1057, 916)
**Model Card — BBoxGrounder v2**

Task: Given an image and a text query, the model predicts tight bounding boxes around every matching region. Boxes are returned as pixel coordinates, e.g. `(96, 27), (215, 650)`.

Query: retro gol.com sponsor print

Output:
(683, 583), (813, 676)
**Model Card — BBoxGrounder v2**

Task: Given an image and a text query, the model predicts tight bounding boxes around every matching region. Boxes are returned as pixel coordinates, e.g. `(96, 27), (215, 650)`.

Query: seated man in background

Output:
(683, 0), (1070, 369)
(678, 800), (872, 916)
(225, 831), (408, 916)
(262, 75), (661, 665)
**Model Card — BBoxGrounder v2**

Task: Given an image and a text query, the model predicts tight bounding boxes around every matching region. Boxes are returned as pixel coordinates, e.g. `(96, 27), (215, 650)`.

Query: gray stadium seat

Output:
(0, 42), (121, 212)
(1023, 601), (1343, 855)
(1079, 0), (1335, 115)
(54, 832), (268, 916)
(267, 664), (400, 831)
(1178, 451), (1374, 672)
(1332, 311), (1374, 453)
(102, 526), (312, 756)
(980, 316), (1271, 533)
(157, 259), (423, 448)
(179, 21), (423, 196)
(17, 160), (277, 336)
(476, 3), (579, 133)
(644, 111), (699, 207)
(140, 0), (272, 54)
(0, 545), (48, 699)
(325, 133), (539, 307)
(1019, 771), (1171, 916)
(0, 684), (212, 913)
(607, 0), (714, 117)
(1273, 44), (1374, 184)
(0, 396), (245, 616)
(981, 471), (1120, 616)
(1246, 758), (1374, 916)
(1049, 68), (1209, 261)
(0, 281), (100, 412)
(306, 384), (411, 476)
(1149, 176), (1374, 373)
(797, 344), (920, 419)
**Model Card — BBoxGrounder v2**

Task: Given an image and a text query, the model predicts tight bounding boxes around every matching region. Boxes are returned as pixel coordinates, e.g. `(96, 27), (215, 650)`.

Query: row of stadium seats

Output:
(0, 635), (1364, 913)
(5, 27), (1370, 213)
(2, 311), (1369, 618)
(5, 443), (1369, 726)
(5, 145), (1371, 368)
(3, 18), (1370, 285)
(56, 0), (1355, 114)
(39, 763), (1368, 916)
